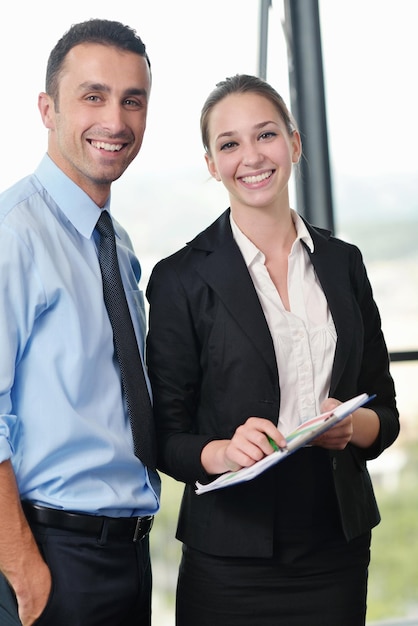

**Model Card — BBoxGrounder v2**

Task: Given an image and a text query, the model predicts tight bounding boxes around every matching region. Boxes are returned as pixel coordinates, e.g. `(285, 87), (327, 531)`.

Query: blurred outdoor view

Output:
(1, 0), (417, 624)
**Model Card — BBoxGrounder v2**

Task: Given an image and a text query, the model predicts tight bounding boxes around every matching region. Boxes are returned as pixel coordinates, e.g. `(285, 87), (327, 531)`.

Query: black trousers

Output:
(0, 522), (152, 626)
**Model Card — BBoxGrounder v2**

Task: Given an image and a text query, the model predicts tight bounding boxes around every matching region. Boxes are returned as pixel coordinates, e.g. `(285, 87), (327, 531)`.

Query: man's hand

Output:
(15, 556), (52, 626)
(0, 460), (51, 626)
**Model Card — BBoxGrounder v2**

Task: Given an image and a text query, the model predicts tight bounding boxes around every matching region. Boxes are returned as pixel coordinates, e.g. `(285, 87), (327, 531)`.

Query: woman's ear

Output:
(204, 153), (221, 181)
(291, 130), (302, 164)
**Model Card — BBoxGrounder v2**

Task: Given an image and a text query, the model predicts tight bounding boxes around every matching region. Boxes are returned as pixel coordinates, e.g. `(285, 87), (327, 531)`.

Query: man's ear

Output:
(204, 153), (221, 181)
(38, 92), (56, 130)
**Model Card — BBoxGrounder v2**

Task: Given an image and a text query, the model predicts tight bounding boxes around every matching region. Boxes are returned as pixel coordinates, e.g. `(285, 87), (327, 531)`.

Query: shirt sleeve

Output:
(0, 223), (46, 462)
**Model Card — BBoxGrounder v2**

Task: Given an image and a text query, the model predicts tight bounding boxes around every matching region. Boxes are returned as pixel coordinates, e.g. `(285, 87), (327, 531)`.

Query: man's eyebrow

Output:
(79, 82), (111, 93)
(78, 82), (148, 97)
(123, 87), (148, 98)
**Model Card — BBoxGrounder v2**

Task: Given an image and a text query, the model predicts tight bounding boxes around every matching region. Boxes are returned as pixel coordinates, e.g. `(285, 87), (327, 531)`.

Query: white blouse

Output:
(230, 211), (337, 436)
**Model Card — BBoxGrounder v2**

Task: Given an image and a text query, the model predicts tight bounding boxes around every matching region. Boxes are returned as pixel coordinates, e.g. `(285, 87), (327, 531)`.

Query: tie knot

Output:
(95, 210), (114, 238)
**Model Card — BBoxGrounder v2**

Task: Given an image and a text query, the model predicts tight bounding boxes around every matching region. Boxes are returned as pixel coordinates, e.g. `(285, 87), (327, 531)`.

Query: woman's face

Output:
(205, 92), (301, 213)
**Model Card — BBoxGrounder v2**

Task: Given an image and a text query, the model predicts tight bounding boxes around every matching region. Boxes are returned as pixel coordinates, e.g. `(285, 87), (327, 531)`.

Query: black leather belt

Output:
(22, 502), (154, 543)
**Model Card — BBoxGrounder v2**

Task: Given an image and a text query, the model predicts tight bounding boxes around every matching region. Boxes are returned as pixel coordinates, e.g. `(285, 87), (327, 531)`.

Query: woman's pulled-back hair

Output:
(200, 74), (298, 155)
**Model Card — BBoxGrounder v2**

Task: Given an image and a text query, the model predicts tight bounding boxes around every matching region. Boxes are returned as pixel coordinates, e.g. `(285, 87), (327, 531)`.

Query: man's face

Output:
(39, 42), (151, 206)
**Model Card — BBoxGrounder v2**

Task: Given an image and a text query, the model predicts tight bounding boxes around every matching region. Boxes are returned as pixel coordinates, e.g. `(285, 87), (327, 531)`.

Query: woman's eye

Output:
(259, 131), (277, 140)
(220, 141), (238, 151)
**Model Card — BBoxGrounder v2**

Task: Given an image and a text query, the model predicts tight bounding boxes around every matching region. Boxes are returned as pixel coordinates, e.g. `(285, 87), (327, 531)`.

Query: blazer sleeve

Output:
(146, 257), (214, 485)
(347, 244), (399, 459)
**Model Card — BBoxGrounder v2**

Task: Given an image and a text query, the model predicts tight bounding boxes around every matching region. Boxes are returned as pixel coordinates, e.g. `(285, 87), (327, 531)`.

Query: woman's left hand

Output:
(311, 398), (353, 450)
(312, 396), (381, 450)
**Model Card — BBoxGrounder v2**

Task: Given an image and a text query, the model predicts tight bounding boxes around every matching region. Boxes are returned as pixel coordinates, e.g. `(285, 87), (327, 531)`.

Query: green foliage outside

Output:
(367, 440), (418, 622)
(151, 441), (418, 622)
(150, 473), (182, 611)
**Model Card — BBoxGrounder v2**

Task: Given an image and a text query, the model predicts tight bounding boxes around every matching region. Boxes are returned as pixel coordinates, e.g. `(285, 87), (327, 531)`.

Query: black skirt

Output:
(176, 448), (371, 626)
(176, 532), (370, 626)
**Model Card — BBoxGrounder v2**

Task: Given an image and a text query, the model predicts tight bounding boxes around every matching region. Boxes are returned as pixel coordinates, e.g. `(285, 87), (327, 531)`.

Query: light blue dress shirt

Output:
(0, 155), (160, 516)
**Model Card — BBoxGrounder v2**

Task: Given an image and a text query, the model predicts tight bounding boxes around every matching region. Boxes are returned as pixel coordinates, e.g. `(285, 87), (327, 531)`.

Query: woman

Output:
(146, 74), (399, 626)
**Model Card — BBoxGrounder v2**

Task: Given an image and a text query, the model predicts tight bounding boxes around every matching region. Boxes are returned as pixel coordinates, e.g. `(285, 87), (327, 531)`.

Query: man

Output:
(0, 19), (160, 626)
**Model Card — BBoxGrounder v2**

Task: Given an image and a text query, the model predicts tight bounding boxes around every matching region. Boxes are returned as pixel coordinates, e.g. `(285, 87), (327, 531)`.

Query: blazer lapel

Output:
(306, 232), (355, 394)
(189, 212), (356, 391)
(189, 211), (277, 374)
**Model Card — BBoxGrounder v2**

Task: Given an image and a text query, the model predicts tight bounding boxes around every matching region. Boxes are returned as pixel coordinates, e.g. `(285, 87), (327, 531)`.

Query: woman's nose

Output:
(242, 143), (264, 167)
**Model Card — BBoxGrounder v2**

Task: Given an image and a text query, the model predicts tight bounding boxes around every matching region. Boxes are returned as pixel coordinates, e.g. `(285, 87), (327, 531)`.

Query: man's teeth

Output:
(241, 171), (272, 184)
(91, 141), (123, 152)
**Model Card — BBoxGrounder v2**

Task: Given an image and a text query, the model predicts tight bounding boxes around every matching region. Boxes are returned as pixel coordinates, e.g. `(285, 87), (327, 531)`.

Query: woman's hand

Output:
(201, 417), (287, 475)
(311, 397), (380, 450)
(311, 398), (353, 450)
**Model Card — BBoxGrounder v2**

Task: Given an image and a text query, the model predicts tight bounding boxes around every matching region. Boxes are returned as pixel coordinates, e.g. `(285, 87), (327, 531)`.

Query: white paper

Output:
(195, 393), (372, 495)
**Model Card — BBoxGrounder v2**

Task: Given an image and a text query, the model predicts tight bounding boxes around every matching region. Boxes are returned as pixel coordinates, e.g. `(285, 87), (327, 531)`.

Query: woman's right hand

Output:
(201, 417), (287, 474)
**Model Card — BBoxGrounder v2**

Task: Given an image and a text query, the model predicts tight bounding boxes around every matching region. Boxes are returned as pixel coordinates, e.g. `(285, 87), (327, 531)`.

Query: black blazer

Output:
(146, 210), (399, 557)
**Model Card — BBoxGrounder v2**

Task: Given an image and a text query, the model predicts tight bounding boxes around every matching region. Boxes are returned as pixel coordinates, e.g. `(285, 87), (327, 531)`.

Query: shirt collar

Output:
(34, 154), (111, 239)
(230, 209), (314, 269)
(291, 209), (314, 253)
(230, 214), (262, 267)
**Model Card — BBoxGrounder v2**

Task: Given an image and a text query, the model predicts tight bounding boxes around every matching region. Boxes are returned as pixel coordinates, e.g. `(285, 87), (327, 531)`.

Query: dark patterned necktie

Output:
(95, 210), (156, 470)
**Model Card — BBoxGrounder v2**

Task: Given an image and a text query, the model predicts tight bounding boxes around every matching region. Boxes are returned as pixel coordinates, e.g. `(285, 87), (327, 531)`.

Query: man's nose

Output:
(100, 101), (128, 134)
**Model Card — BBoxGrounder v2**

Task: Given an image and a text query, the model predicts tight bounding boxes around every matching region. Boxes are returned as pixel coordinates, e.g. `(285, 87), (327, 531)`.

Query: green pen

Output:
(267, 436), (279, 452)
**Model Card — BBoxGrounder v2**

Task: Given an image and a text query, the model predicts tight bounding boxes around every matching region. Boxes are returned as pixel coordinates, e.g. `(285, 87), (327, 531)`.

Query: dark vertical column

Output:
(283, 0), (334, 230)
(258, 0), (272, 79)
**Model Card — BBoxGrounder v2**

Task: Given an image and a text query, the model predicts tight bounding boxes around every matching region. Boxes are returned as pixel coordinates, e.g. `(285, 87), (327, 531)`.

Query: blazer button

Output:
(332, 457), (337, 470)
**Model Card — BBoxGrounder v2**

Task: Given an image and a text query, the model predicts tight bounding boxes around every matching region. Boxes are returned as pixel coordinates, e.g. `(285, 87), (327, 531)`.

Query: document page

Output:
(195, 393), (373, 495)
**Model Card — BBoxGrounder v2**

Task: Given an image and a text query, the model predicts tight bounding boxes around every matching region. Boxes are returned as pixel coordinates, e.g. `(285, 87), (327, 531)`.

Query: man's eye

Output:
(124, 99), (142, 108)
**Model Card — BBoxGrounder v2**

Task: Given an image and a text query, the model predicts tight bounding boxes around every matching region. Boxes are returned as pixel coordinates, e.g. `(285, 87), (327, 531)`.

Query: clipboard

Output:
(195, 393), (374, 495)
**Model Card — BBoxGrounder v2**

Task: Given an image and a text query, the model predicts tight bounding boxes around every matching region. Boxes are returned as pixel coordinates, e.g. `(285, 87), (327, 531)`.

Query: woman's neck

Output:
(231, 205), (297, 257)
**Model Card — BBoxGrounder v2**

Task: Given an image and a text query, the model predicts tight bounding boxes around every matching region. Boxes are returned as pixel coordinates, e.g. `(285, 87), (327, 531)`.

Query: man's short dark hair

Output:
(46, 19), (150, 102)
